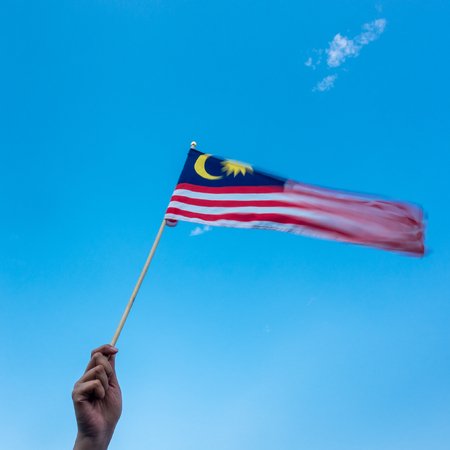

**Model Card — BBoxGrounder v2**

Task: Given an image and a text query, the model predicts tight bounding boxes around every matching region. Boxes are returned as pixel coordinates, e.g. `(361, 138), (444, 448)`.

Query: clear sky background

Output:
(1, 1), (449, 449)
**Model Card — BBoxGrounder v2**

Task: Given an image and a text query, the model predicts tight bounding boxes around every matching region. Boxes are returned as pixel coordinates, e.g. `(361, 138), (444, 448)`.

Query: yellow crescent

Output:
(194, 154), (223, 180)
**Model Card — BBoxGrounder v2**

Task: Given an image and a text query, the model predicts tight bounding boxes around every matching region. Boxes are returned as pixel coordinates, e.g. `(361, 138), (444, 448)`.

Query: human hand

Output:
(72, 345), (122, 450)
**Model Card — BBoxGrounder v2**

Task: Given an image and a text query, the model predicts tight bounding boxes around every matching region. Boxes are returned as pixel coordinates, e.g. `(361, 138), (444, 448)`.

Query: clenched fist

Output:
(72, 345), (122, 450)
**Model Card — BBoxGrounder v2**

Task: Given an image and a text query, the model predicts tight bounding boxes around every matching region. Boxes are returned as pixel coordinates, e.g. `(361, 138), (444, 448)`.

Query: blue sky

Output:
(1, 1), (449, 449)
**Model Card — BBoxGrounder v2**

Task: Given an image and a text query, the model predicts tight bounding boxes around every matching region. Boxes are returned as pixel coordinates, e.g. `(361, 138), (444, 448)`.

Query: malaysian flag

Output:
(165, 148), (426, 256)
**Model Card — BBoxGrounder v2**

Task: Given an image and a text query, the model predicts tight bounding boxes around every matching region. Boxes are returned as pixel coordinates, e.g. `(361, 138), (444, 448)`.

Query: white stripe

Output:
(167, 200), (418, 236)
(164, 212), (421, 245)
(167, 204), (373, 236)
(168, 200), (324, 220)
(167, 200), (393, 232)
(172, 189), (296, 203)
(171, 189), (415, 222)
(173, 187), (369, 206)
(171, 189), (359, 217)
(164, 213), (351, 241)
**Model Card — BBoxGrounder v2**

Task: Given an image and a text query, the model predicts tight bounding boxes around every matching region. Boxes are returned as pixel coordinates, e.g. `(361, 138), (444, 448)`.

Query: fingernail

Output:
(110, 347), (119, 353)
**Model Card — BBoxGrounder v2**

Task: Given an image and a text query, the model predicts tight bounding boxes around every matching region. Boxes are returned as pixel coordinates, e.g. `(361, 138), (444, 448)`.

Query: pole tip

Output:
(190, 141), (197, 149)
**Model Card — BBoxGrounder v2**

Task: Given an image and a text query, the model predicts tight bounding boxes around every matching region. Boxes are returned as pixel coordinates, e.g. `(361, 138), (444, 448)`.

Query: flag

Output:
(165, 148), (426, 256)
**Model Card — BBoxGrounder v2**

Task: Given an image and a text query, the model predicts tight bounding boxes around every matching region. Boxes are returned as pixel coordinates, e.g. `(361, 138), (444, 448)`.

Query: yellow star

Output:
(221, 159), (254, 177)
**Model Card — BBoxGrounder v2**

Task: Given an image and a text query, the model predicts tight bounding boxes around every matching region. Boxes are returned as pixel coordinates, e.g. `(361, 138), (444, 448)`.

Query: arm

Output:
(72, 345), (122, 450)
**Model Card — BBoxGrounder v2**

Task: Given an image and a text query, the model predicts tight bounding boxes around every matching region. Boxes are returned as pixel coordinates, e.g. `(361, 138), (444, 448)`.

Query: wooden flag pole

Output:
(110, 218), (167, 347)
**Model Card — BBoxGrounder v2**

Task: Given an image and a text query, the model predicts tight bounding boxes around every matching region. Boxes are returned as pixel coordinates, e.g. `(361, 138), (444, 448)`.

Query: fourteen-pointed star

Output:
(221, 159), (254, 177)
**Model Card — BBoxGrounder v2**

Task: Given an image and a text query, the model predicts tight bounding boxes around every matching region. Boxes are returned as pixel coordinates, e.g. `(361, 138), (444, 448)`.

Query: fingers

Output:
(88, 345), (119, 387)
(73, 345), (120, 403)
(78, 365), (109, 393)
(84, 352), (114, 378)
(73, 379), (106, 402)
(90, 344), (118, 359)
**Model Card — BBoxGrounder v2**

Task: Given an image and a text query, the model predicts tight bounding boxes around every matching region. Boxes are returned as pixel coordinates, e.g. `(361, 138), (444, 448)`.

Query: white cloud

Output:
(305, 52), (322, 70)
(307, 18), (386, 91)
(326, 34), (360, 68)
(356, 18), (386, 45)
(326, 19), (386, 67)
(190, 225), (212, 236)
(313, 74), (337, 91)
(305, 56), (317, 69)
(375, 3), (383, 12)
(305, 57), (313, 68)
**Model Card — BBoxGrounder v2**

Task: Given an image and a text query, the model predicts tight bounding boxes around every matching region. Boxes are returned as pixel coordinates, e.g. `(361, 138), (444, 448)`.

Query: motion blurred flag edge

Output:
(165, 148), (426, 257)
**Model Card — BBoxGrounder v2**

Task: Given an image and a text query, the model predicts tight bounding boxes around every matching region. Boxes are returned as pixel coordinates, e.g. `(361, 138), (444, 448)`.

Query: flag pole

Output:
(110, 218), (167, 347)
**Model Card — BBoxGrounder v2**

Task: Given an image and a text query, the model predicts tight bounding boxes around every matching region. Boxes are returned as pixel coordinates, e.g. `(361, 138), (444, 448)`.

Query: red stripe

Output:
(169, 195), (420, 230)
(166, 207), (355, 239)
(175, 183), (284, 194)
(176, 182), (360, 202)
(175, 183), (422, 226)
(289, 183), (423, 223)
(166, 208), (424, 253)
(170, 195), (304, 210)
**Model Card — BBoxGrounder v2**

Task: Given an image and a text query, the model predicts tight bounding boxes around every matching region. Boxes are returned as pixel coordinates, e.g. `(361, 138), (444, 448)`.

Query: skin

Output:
(72, 345), (122, 450)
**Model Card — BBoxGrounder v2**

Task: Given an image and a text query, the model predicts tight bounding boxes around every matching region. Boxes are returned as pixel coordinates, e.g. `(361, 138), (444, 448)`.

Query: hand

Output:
(72, 345), (122, 450)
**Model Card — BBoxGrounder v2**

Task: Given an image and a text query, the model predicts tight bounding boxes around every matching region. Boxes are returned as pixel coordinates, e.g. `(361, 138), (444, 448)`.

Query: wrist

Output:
(73, 432), (113, 450)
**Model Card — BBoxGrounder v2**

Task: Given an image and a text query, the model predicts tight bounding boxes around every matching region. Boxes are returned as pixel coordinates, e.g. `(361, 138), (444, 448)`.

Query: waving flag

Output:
(165, 148), (426, 256)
